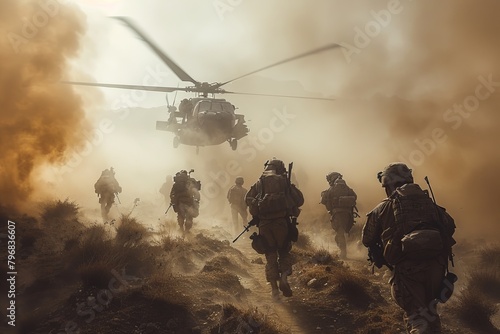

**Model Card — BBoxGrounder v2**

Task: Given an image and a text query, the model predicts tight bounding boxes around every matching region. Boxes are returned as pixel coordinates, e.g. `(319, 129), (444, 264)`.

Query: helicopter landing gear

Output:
(173, 136), (180, 148)
(230, 139), (238, 151)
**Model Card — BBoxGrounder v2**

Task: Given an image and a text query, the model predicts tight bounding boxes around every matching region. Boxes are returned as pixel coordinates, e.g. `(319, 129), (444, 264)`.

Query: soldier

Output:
(159, 175), (173, 206)
(94, 168), (122, 222)
(246, 158), (304, 298)
(362, 163), (456, 333)
(170, 170), (201, 232)
(320, 172), (357, 259)
(227, 176), (248, 233)
(178, 98), (194, 123)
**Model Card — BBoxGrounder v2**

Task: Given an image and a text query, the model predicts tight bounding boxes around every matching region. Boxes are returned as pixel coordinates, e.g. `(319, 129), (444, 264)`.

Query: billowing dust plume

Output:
(225, 0), (500, 238)
(0, 0), (89, 210)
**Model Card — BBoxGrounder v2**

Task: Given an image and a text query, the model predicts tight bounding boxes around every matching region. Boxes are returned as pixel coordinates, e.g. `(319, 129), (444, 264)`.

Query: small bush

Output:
(41, 198), (79, 222)
(294, 233), (313, 250)
(160, 233), (186, 252)
(311, 249), (336, 265)
(479, 245), (500, 270)
(455, 290), (499, 332)
(66, 224), (156, 280)
(468, 269), (500, 301)
(331, 267), (373, 308)
(115, 215), (149, 246)
(68, 225), (112, 268)
(211, 304), (288, 334)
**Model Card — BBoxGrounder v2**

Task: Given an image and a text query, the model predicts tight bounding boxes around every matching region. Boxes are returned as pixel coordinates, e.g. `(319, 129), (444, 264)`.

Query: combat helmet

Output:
(264, 157), (286, 175)
(377, 163), (413, 187)
(235, 176), (244, 185)
(326, 172), (342, 184)
(174, 170), (189, 183)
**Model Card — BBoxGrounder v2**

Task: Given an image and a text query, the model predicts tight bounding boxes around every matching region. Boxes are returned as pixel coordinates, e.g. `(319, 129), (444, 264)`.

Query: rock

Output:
(307, 278), (318, 287)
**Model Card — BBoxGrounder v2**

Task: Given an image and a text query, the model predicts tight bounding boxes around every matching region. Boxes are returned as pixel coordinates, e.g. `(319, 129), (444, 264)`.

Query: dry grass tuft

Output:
(66, 223), (157, 287)
(41, 198), (79, 222)
(310, 249), (338, 265)
(115, 215), (149, 246)
(331, 267), (373, 308)
(454, 290), (499, 332)
(468, 269), (500, 301)
(211, 304), (289, 334)
(159, 233), (187, 252)
(478, 245), (500, 269)
(451, 245), (500, 332)
(294, 232), (313, 250)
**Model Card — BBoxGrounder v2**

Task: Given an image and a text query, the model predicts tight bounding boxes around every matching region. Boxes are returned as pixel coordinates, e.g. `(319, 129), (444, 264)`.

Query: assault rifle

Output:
(233, 216), (260, 243)
(287, 162), (293, 185)
(164, 203), (173, 215)
(368, 242), (393, 272)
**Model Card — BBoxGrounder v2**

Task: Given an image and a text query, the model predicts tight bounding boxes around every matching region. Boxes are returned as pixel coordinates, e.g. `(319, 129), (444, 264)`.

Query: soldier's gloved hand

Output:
(248, 216), (260, 227)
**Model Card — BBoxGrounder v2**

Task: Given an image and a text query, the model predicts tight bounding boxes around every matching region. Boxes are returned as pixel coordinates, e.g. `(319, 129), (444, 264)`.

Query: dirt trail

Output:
(233, 239), (306, 333)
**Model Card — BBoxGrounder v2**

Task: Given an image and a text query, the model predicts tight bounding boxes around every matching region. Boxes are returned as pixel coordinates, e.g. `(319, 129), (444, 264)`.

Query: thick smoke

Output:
(0, 0), (89, 210)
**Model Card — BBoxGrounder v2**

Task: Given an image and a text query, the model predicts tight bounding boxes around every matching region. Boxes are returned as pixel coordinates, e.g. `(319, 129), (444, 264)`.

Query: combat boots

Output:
(270, 280), (280, 299)
(278, 270), (292, 297)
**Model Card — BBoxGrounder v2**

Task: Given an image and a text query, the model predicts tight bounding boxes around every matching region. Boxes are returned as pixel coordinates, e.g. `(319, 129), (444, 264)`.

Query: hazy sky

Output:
(2, 0), (499, 239)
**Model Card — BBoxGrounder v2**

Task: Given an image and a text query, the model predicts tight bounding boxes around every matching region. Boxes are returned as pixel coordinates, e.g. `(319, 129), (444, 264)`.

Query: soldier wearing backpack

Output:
(320, 172), (357, 259)
(227, 176), (248, 233)
(94, 168), (122, 222)
(245, 158), (304, 298)
(362, 163), (456, 334)
(170, 170), (201, 232)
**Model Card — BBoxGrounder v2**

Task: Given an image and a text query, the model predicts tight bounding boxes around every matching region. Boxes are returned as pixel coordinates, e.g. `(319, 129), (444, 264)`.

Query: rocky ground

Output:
(1, 200), (499, 334)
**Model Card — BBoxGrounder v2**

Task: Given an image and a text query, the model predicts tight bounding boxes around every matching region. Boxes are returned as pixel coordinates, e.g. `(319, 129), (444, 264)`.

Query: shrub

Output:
(455, 290), (499, 332)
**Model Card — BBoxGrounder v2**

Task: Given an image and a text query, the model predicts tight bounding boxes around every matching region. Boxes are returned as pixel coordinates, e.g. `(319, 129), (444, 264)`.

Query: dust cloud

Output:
(0, 0), (90, 211)
(220, 0), (500, 239)
(10, 0), (498, 241)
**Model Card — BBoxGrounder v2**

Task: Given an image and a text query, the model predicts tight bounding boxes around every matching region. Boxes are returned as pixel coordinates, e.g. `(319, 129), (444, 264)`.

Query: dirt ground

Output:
(1, 202), (499, 334)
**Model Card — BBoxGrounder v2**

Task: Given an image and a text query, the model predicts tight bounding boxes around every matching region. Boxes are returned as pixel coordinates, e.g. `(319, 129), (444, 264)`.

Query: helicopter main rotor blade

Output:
(224, 90), (335, 101)
(113, 17), (199, 86)
(217, 43), (342, 88)
(63, 81), (191, 93)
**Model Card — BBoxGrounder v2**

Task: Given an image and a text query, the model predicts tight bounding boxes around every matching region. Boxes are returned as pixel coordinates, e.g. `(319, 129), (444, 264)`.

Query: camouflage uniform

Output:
(321, 172), (357, 259)
(170, 170), (200, 232)
(94, 168), (122, 221)
(227, 177), (248, 233)
(246, 158), (304, 298)
(362, 163), (456, 334)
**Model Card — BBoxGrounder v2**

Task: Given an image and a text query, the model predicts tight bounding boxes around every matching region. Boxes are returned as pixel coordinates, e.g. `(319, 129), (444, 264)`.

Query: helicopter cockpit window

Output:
(210, 103), (224, 112)
(221, 103), (234, 113)
(197, 101), (212, 112)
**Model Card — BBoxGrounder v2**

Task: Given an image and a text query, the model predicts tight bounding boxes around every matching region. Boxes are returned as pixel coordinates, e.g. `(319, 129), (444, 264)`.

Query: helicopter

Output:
(66, 17), (339, 151)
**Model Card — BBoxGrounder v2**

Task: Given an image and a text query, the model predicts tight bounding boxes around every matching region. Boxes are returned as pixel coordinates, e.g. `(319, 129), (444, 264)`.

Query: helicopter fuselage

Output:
(156, 97), (248, 149)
